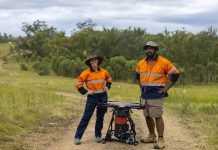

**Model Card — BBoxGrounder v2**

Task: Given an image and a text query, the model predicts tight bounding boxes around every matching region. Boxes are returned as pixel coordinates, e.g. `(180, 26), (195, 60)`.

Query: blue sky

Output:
(0, 0), (218, 36)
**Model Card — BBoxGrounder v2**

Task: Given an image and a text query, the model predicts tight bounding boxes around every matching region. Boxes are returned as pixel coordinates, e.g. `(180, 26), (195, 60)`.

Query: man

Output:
(136, 41), (179, 149)
(74, 55), (112, 145)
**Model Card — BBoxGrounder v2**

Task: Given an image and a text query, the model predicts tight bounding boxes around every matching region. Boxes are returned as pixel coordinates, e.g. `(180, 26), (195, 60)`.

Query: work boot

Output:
(96, 137), (102, 143)
(154, 137), (165, 149)
(140, 134), (157, 143)
(74, 138), (81, 145)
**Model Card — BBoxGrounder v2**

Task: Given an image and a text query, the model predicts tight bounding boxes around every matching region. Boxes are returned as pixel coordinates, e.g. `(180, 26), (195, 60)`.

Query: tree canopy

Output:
(14, 20), (218, 83)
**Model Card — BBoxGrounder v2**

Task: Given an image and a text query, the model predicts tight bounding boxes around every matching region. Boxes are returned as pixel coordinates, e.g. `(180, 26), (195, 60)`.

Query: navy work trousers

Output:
(74, 93), (107, 139)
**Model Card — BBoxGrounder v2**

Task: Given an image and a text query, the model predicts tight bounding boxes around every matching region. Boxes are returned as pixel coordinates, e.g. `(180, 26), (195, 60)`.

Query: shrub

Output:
(37, 63), (50, 76)
(20, 64), (28, 71)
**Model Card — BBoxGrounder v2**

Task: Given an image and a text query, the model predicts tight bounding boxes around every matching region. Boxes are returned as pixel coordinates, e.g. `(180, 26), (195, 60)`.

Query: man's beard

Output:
(146, 51), (155, 59)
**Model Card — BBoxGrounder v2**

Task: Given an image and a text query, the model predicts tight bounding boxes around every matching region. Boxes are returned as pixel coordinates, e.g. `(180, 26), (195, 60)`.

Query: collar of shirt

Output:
(90, 67), (101, 72)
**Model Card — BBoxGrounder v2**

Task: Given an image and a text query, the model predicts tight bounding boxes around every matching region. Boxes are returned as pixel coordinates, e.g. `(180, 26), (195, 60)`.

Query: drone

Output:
(99, 102), (145, 145)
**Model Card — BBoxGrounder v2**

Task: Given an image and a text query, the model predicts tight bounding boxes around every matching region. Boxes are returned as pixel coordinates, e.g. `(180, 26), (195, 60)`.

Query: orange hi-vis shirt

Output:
(75, 68), (112, 94)
(136, 55), (179, 87)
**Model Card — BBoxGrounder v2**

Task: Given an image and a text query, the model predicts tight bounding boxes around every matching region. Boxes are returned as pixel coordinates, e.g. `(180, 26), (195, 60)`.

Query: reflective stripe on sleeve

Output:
(167, 67), (177, 76)
(76, 82), (84, 85)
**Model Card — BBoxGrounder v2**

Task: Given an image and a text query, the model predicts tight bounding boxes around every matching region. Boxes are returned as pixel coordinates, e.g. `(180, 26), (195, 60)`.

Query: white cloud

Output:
(0, 0), (218, 36)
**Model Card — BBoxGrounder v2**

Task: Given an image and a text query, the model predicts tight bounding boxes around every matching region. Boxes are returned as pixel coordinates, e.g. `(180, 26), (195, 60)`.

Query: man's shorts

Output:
(141, 98), (164, 118)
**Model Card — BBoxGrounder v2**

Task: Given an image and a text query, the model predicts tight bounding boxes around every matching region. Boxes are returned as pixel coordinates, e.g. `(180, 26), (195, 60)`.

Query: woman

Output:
(74, 55), (112, 145)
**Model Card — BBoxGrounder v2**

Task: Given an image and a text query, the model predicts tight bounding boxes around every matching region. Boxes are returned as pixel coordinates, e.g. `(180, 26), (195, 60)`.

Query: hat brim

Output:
(85, 56), (103, 66)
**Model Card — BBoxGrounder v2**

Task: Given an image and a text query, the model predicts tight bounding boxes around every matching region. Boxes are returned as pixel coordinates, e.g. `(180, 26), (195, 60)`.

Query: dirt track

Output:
(0, 60), (6, 72)
(0, 60), (207, 150)
(0, 59), (17, 76)
(46, 93), (206, 150)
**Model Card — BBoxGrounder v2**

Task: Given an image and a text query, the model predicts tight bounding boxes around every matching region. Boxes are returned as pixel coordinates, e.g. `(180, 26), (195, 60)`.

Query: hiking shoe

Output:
(154, 137), (165, 149)
(140, 134), (157, 143)
(96, 137), (102, 143)
(74, 138), (81, 145)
